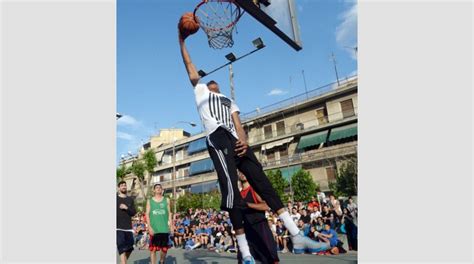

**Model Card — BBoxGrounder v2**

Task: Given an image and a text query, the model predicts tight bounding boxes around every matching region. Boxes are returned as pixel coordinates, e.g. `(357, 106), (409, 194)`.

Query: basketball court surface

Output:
(119, 248), (358, 264)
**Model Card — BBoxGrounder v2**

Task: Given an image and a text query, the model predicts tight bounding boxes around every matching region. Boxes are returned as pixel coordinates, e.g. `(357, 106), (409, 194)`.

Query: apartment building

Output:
(121, 77), (358, 199)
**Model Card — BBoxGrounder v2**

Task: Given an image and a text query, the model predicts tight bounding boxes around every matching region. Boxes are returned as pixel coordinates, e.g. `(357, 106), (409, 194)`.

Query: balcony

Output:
(159, 171), (217, 190)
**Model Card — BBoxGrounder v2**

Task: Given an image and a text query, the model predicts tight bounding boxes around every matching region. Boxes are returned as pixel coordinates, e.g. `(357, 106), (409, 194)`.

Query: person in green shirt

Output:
(146, 184), (173, 264)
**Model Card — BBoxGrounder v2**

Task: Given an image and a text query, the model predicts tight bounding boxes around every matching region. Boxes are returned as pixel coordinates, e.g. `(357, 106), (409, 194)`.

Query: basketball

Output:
(179, 12), (200, 37)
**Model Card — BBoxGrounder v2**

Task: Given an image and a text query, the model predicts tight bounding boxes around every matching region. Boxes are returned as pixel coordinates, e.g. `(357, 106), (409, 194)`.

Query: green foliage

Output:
(176, 191), (221, 213)
(131, 161), (146, 181)
(134, 199), (147, 213)
(143, 149), (158, 176)
(329, 159), (358, 197)
(116, 165), (126, 182)
(266, 169), (289, 202)
(291, 169), (318, 202)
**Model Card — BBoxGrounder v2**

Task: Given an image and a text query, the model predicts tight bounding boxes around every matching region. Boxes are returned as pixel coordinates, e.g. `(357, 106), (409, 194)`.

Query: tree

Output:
(131, 160), (147, 200)
(291, 169), (318, 202)
(142, 149), (158, 198)
(176, 191), (221, 212)
(116, 165), (126, 182)
(329, 159), (357, 197)
(266, 169), (289, 202)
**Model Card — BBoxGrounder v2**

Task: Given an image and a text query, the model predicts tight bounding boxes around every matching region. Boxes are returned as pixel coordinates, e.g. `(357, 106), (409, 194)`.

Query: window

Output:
(316, 108), (328, 125)
(183, 168), (189, 177)
(187, 138), (207, 155)
(267, 150), (275, 161)
(264, 125), (273, 139)
(160, 176), (164, 182)
(326, 167), (336, 182)
(162, 152), (172, 164)
(340, 99), (355, 118)
(176, 149), (184, 161)
(276, 121), (285, 136)
(279, 147), (288, 159)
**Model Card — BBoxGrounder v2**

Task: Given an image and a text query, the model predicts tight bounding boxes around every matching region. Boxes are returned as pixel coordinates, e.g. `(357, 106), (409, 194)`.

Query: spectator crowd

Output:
(131, 193), (358, 255)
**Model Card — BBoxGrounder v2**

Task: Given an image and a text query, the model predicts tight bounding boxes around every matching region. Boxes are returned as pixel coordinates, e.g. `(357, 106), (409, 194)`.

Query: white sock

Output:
(236, 234), (251, 258)
(279, 211), (300, 236)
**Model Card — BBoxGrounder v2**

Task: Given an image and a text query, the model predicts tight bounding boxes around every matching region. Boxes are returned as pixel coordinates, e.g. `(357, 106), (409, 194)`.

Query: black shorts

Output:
(149, 233), (170, 252)
(117, 230), (134, 255)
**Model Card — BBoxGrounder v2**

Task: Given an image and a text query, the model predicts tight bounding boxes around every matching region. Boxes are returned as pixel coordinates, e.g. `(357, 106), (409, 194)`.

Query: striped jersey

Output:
(194, 83), (239, 138)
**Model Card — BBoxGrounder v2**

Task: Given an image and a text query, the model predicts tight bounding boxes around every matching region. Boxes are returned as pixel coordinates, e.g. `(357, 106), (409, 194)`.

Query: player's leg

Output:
(150, 250), (156, 264)
(237, 151), (330, 253)
(206, 129), (255, 263)
(159, 249), (167, 264)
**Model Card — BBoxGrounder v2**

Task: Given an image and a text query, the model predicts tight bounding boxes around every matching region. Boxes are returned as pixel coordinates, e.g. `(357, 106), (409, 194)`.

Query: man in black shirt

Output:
(321, 205), (336, 228)
(117, 181), (136, 264)
(300, 209), (311, 224)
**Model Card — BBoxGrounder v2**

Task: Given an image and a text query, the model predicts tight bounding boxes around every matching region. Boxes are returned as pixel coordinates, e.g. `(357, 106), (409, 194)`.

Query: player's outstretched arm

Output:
(178, 28), (200, 87)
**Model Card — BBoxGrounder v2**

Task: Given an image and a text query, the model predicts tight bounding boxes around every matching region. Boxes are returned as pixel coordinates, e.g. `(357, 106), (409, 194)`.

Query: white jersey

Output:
(194, 83), (239, 138)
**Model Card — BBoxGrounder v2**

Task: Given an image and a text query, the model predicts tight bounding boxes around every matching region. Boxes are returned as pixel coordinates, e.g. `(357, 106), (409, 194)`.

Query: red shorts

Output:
(149, 233), (170, 252)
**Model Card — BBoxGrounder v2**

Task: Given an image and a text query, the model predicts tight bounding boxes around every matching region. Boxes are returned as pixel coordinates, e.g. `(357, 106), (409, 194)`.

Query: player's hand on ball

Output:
(178, 25), (187, 41)
(235, 140), (249, 157)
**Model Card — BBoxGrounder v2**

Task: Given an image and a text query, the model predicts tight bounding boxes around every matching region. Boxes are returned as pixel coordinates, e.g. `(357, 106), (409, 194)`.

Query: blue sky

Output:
(117, 0), (357, 163)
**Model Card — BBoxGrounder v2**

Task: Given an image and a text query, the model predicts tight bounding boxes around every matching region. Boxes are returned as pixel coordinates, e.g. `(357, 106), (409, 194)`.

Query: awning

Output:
(155, 151), (164, 162)
(297, 130), (328, 150)
(187, 137), (207, 155)
(328, 123), (357, 142)
(262, 137), (294, 151)
(189, 158), (215, 176)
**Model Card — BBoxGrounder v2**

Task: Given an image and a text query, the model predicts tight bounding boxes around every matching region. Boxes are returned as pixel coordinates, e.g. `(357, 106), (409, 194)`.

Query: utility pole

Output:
(301, 70), (308, 99)
(229, 64), (235, 101)
(331, 52), (340, 86)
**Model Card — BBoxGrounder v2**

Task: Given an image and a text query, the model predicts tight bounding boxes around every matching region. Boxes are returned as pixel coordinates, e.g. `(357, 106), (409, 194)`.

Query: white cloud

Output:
(117, 115), (140, 127)
(117, 131), (134, 141)
(267, 88), (288, 96)
(336, 3), (358, 60)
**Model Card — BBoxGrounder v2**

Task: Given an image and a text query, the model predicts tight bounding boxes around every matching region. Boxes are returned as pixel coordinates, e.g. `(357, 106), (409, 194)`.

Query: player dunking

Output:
(178, 24), (329, 261)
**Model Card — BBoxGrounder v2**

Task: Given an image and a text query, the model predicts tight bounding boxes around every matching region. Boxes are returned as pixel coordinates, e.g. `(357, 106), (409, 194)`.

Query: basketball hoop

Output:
(193, 0), (243, 49)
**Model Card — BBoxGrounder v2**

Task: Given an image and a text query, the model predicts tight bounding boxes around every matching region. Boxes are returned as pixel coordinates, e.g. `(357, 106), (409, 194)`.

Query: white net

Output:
(194, 0), (242, 49)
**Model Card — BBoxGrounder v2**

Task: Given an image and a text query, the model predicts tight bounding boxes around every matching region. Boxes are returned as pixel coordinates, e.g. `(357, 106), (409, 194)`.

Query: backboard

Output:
(234, 0), (302, 51)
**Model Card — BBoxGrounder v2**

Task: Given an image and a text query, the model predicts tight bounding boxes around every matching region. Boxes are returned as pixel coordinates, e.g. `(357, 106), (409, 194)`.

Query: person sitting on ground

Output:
(318, 223), (339, 249)
(185, 234), (201, 250)
(297, 219), (310, 237)
(174, 224), (185, 248)
(276, 220), (289, 253)
(308, 225), (319, 241)
(315, 217), (325, 232)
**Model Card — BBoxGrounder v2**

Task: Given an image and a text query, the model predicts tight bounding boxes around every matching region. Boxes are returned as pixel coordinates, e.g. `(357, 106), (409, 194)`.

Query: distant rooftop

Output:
(240, 75), (357, 122)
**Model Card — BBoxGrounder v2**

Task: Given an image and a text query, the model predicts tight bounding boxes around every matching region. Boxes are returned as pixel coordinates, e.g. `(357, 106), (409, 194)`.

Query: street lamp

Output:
(171, 121), (197, 215)
(198, 37), (266, 77)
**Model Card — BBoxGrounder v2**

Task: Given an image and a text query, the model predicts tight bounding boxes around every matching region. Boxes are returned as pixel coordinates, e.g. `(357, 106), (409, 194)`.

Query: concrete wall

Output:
(306, 167), (330, 191)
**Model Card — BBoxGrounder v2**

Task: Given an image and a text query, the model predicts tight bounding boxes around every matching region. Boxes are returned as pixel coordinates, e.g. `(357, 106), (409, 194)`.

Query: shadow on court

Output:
(123, 248), (357, 264)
